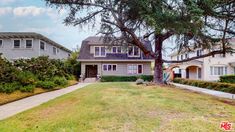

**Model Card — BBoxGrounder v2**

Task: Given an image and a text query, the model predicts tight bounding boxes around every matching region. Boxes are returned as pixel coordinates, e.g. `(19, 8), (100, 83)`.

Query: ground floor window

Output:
(210, 66), (227, 76)
(127, 64), (143, 74)
(103, 64), (117, 71)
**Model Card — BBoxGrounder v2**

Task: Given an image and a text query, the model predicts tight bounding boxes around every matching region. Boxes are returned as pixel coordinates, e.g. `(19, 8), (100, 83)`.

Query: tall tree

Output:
(46, 0), (235, 84)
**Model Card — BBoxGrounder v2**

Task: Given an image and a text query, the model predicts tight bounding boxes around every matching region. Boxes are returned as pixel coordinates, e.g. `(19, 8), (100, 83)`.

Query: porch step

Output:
(83, 78), (97, 83)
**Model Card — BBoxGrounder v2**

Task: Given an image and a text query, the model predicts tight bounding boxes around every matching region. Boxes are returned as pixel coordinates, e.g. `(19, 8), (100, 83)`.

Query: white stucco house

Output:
(168, 39), (235, 81)
(0, 32), (72, 60)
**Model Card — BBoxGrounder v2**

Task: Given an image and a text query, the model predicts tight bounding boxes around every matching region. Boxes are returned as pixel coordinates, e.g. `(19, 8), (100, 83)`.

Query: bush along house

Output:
(78, 36), (154, 81)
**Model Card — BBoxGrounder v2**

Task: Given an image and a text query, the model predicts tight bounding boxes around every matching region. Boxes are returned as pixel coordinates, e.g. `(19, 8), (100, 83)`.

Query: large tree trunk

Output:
(153, 35), (164, 84)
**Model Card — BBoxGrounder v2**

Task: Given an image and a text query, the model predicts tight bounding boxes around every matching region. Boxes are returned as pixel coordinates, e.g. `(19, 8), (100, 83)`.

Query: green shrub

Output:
(220, 75), (235, 83)
(0, 82), (22, 93)
(52, 76), (68, 86)
(36, 81), (56, 89)
(100, 75), (153, 82)
(17, 71), (37, 86)
(173, 78), (235, 94)
(20, 85), (35, 92)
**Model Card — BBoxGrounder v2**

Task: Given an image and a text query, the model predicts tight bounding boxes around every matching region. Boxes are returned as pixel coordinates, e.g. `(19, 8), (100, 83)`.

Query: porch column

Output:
(181, 69), (186, 79)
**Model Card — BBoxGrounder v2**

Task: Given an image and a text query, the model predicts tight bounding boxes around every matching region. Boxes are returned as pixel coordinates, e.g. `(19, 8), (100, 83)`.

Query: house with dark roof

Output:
(0, 32), (72, 60)
(78, 36), (154, 79)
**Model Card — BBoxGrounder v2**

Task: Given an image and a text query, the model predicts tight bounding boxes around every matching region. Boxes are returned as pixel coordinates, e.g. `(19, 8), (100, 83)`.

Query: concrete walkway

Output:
(171, 82), (235, 100)
(0, 83), (91, 120)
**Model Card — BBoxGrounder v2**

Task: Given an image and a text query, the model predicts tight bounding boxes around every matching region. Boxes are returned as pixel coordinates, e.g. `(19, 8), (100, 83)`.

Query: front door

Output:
(85, 65), (98, 78)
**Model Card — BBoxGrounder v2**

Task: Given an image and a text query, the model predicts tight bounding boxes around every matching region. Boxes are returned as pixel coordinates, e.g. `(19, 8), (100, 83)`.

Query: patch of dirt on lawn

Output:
(217, 99), (235, 106)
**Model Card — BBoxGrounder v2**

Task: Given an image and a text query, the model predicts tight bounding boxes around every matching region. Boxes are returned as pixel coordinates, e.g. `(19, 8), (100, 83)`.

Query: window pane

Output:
(53, 47), (57, 55)
(128, 47), (133, 56)
(112, 47), (117, 53)
(95, 47), (100, 56)
(134, 47), (139, 56)
(128, 65), (133, 74)
(133, 65), (137, 74)
(26, 40), (32, 48)
(40, 42), (45, 50)
(225, 67), (227, 75)
(103, 65), (107, 71)
(113, 65), (116, 71)
(14, 40), (20, 48)
(101, 47), (105, 56)
(117, 47), (121, 53)
(0, 40), (2, 47)
(210, 67), (213, 75)
(138, 65), (142, 74)
(181, 55), (183, 60)
(177, 56), (179, 61)
(108, 65), (112, 71)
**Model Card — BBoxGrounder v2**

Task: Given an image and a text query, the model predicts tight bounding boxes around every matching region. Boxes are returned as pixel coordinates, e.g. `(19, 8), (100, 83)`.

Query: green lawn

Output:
(0, 82), (235, 132)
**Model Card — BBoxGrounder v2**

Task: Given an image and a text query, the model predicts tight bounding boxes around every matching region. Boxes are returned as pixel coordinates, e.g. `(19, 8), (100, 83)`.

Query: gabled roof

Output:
(0, 32), (72, 53)
(78, 36), (153, 61)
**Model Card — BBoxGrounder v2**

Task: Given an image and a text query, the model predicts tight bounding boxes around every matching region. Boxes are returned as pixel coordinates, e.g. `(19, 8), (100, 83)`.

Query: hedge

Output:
(173, 78), (235, 94)
(100, 75), (153, 82)
(220, 75), (235, 84)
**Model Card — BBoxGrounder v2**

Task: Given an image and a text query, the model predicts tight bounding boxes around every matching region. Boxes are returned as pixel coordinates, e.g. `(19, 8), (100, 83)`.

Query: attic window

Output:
(94, 46), (106, 57)
(128, 46), (140, 57)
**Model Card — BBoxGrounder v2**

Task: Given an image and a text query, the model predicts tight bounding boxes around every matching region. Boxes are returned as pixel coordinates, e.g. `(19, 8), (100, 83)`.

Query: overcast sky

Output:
(0, 0), (99, 50)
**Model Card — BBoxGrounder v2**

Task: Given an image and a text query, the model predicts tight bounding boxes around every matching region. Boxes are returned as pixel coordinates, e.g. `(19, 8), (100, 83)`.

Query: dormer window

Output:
(112, 46), (121, 53)
(196, 49), (202, 56)
(94, 46), (106, 57)
(128, 46), (140, 57)
(40, 41), (46, 50)
(26, 39), (33, 49)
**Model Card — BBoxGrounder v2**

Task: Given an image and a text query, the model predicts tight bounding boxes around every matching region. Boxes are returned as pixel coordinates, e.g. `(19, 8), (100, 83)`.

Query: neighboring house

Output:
(168, 39), (235, 81)
(0, 32), (71, 60)
(78, 36), (154, 79)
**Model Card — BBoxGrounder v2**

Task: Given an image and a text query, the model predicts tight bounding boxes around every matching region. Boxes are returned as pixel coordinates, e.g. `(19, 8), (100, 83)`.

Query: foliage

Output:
(173, 78), (235, 94)
(101, 75), (153, 82)
(220, 75), (235, 84)
(0, 82), (22, 94)
(36, 81), (56, 89)
(52, 76), (68, 86)
(20, 85), (35, 93)
(17, 71), (37, 86)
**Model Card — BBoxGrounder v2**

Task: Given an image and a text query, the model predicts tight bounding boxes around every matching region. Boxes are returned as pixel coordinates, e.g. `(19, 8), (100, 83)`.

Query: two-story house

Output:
(0, 32), (72, 60)
(78, 36), (154, 79)
(168, 39), (235, 81)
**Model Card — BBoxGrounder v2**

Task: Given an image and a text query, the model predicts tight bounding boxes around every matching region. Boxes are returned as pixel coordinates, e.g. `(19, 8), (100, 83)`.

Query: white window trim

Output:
(112, 46), (122, 53)
(39, 40), (46, 51)
(53, 46), (58, 55)
(12, 39), (21, 49)
(127, 64), (143, 75)
(94, 46), (106, 57)
(25, 39), (33, 49)
(128, 46), (141, 57)
(102, 64), (117, 71)
(210, 66), (227, 76)
(0, 39), (3, 48)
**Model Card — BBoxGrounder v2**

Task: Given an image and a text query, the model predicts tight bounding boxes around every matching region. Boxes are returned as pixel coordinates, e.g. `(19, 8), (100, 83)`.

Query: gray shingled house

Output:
(0, 32), (72, 60)
(78, 36), (154, 79)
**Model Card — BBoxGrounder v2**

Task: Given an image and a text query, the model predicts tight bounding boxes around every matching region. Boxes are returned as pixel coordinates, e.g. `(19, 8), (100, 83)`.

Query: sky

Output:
(0, 0), (98, 50)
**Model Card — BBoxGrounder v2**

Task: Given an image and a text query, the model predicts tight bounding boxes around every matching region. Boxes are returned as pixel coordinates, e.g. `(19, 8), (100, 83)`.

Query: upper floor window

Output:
(103, 64), (117, 71)
(26, 39), (33, 49)
(53, 47), (57, 55)
(128, 46), (140, 57)
(13, 39), (20, 48)
(40, 41), (45, 50)
(127, 64), (143, 74)
(0, 40), (2, 48)
(177, 56), (179, 61)
(210, 66), (227, 76)
(94, 46), (106, 57)
(181, 55), (183, 60)
(185, 53), (188, 59)
(196, 49), (202, 56)
(112, 46), (121, 53)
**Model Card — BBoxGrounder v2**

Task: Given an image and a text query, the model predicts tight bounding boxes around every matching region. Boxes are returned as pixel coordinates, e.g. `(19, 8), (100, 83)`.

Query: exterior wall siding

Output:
(81, 62), (152, 77)
(0, 38), (70, 60)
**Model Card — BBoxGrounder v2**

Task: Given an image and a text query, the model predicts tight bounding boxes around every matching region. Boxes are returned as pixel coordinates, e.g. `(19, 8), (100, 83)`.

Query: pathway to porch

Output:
(0, 83), (91, 120)
(171, 82), (235, 100)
